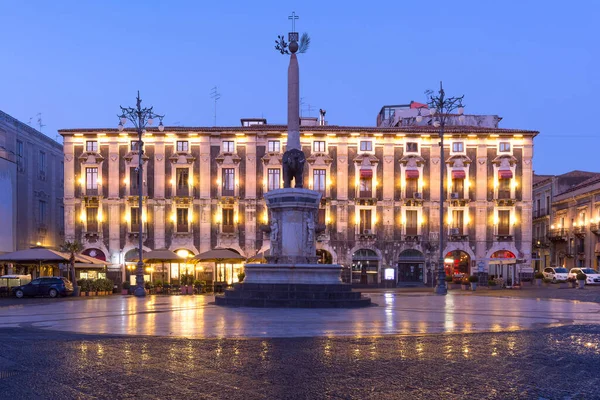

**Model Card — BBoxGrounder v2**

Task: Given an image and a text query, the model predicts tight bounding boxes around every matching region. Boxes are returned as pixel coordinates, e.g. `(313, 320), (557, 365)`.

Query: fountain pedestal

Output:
(215, 189), (371, 307)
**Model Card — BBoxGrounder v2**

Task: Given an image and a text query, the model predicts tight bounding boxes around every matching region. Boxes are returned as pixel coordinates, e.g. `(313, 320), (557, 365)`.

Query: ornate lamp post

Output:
(425, 82), (465, 295)
(118, 91), (164, 297)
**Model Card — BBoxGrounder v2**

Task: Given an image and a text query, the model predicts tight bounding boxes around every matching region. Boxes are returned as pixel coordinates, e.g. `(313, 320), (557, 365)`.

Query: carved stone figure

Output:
(306, 214), (315, 247)
(282, 148), (306, 188)
(270, 219), (279, 244)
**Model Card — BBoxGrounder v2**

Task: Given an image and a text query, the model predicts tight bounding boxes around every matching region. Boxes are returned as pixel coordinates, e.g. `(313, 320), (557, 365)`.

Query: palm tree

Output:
(60, 241), (83, 296)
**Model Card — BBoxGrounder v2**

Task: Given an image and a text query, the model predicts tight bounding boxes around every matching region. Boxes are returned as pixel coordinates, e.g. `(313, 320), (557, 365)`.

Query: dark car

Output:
(13, 277), (73, 298)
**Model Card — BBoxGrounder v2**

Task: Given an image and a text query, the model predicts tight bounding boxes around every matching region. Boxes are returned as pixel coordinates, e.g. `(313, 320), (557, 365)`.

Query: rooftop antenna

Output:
(300, 97), (305, 117)
(36, 113), (46, 133)
(210, 86), (221, 126)
(303, 103), (316, 117)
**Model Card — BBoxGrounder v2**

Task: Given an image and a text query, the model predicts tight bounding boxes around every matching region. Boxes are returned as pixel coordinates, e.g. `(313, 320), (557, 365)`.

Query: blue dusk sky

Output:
(0, 0), (598, 175)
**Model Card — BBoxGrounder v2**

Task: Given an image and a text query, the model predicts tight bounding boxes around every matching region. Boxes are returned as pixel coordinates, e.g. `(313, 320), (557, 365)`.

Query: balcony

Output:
(495, 234), (513, 241)
(448, 227), (468, 241)
(358, 229), (377, 240)
(85, 188), (99, 197)
(127, 231), (147, 240)
(533, 208), (548, 219)
(175, 186), (190, 197)
(573, 226), (586, 238)
(547, 228), (567, 241)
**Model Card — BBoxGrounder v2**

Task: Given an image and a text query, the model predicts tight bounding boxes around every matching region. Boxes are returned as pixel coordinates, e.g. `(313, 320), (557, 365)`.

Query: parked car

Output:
(567, 268), (600, 285)
(13, 277), (74, 298)
(542, 267), (569, 282)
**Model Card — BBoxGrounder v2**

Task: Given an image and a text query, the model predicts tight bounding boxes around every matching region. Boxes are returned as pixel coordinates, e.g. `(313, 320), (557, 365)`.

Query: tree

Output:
(60, 241), (83, 296)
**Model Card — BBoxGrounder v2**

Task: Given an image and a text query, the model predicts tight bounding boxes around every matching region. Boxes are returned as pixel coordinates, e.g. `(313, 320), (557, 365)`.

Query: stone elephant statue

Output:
(282, 148), (306, 188)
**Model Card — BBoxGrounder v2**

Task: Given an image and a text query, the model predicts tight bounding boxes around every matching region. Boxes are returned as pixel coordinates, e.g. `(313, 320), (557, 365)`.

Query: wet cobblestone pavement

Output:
(0, 325), (599, 399)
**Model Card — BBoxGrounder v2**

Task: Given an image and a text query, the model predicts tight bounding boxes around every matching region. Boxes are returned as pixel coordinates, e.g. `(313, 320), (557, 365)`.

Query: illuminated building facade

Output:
(60, 109), (537, 286)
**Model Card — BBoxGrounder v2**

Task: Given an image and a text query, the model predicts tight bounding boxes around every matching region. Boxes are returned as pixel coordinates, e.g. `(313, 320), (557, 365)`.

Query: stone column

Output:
(287, 53), (300, 150)
(475, 143), (488, 264)
(199, 137), (212, 252)
(108, 141), (119, 199)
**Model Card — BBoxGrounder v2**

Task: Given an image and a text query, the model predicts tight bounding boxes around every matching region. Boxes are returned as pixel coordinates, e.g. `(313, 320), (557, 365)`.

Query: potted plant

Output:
(460, 277), (470, 291)
(122, 281), (130, 295)
(237, 272), (246, 283)
(154, 280), (163, 294)
(534, 272), (544, 286)
(180, 274), (190, 295)
(577, 272), (587, 289)
(144, 281), (154, 294)
(488, 280), (500, 290)
(193, 280), (203, 294)
(105, 279), (114, 295)
(468, 275), (478, 291)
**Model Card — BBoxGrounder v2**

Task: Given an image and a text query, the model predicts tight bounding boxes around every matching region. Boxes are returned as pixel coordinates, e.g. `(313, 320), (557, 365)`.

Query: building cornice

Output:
(58, 124), (539, 137)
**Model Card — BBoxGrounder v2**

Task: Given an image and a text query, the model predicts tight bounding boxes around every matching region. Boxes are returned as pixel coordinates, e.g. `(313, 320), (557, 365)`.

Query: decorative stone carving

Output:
(524, 158), (531, 165)
(270, 219), (279, 245)
(110, 153), (118, 162)
(384, 155), (394, 163)
(338, 156), (347, 164)
(431, 157), (440, 165)
(155, 154), (164, 161)
(64, 154), (73, 162)
(477, 157), (487, 165)
(306, 213), (314, 249)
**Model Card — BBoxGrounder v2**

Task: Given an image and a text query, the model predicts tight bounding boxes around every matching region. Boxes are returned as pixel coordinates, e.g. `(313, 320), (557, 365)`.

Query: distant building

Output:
(60, 107), (537, 287)
(0, 110), (64, 265)
(532, 171), (600, 272)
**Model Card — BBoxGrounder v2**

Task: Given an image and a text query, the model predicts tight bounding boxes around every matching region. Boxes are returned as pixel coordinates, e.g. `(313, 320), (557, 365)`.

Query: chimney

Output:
(319, 109), (327, 126)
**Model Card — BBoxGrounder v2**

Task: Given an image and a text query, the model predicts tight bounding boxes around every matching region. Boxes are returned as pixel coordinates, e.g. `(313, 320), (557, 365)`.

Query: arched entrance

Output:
(489, 250), (516, 286)
(397, 249), (425, 283)
(316, 249), (333, 264)
(82, 248), (106, 261)
(79, 248), (108, 281)
(352, 249), (379, 284)
(444, 250), (471, 279)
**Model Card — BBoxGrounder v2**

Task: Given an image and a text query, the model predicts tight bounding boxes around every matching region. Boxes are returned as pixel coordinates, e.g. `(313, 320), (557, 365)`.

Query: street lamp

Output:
(426, 82), (465, 295)
(118, 91), (164, 297)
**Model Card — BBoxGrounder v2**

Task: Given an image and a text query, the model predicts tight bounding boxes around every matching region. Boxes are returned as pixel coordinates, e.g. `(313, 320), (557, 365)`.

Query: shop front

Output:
(397, 249), (425, 284)
(351, 249), (379, 285)
(444, 250), (471, 280)
(489, 250), (517, 287)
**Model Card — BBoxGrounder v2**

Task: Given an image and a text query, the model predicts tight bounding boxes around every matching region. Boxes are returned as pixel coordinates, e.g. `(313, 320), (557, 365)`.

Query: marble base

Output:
(243, 263), (342, 284)
(215, 283), (372, 308)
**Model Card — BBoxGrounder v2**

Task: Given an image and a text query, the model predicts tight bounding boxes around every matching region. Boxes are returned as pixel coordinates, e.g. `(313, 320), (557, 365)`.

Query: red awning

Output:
(452, 170), (466, 179)
(498, 169), (513, 179)
(405, 169), (419, 179)
(360, 169), (373, 178)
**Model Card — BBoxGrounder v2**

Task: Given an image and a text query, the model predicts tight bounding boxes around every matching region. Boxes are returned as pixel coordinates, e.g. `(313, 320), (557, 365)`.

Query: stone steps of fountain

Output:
(215, 283), (372, 308)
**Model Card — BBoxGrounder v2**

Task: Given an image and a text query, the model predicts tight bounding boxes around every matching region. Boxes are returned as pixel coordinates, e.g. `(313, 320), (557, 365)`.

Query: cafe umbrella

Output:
(193, 249), (245, 289)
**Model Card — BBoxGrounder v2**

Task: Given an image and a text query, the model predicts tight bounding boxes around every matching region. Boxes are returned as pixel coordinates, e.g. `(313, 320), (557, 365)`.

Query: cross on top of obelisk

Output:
(288, 11), (299, 42)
